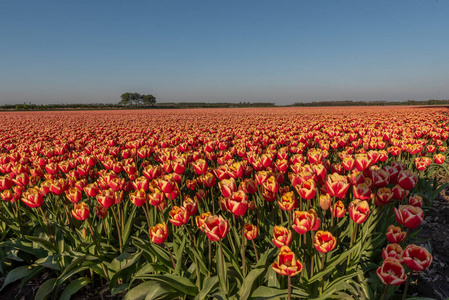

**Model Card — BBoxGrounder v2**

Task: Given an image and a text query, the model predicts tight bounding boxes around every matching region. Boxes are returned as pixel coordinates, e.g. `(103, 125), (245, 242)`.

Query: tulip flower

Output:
(96, 189), (116, 208)
(386, 225), (407, 244)
(314, 230), (337, 253)
(330, 200), (346, 218)
(21, 187), (44, 208)
(319, 193), (331, 210)
(130, 189), (147, 207)
(169, 206), (189, 226)
(325, 173), (350, 199)
(202, 215), (229, 242)
(263, 176), (279, 193)
(382, 243), (403, 263)
(292, 209), (318, 234)
(195, 212), (211, 231)
(397, 170), (418, 190)
(71, 202), (90, 221)
(295, 179), (317, 200)
(218, 178), (237, 198)
(244, 223), (259, 240)
(278, 191), (297, 211)
(394, 205), (424, 229)
(352, 183), (372, 201)
(271, 246), (302, 276)
(376, 257), (406, 286)
(433, 154), (445, 164)
(272, 226), (293, 248)
(149, 222), (169, 244)
(227, 190), (248, 216)
(349, 199), (370, 224)
(375, 187), (393, 206)
(402, 244), (433, 272)
(408, 195), (423, 208)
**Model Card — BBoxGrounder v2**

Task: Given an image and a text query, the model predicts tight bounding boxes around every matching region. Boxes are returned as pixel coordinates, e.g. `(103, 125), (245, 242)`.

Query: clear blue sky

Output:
(1, 0), (448, 105)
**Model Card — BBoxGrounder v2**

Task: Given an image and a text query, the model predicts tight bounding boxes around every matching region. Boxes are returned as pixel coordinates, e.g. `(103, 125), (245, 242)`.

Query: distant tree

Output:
(119, 92), (156, 107)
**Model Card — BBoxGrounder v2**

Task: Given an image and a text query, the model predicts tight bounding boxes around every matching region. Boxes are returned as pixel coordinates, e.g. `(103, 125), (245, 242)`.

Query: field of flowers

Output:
(0, 107), (447, 300)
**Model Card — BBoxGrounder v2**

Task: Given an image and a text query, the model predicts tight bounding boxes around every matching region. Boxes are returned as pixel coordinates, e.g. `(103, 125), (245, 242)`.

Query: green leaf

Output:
(256, 247), (277, 267)
(60, 277), (92, 300)
(217, 242), (227, 295)
(308, 243), (360, 284)
(141, 274), (198, 296)
(26, 235), (57, 253)
(35, 278), (57, 300)
(194, 276), (219, 300)
(133, 262), (167, 277)
(238, 268), (265, 300)
(266, 267), (280, 288)
(122, 206), (137, 246)
(249, 286), (311, 300)
(174, 235), (186, 275)
(0, 266), (32, 291)
(35, 255), (62, 271)
(124, 281), (159, 300)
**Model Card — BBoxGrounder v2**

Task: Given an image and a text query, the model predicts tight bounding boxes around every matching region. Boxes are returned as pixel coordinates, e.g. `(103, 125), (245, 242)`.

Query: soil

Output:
(407, 182), (449, 300)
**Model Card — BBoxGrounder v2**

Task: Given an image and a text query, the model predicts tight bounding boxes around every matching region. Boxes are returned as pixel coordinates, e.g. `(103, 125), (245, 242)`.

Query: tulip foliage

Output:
(0, 107), (447, 299)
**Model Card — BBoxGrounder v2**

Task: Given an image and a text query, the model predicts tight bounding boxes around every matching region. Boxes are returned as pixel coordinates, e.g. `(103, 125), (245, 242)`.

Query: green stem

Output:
(241, 217), (246, 277)
(382, 284), (388, 300)
(164, 241), (176, 270)
(111, 208), (123, 253)
(402, 272), (412, 300)
(219, 240), (228, 294)
(251, 239), (259, 263)
(86, 219), (110, 281)
(288, 275), (291, 300)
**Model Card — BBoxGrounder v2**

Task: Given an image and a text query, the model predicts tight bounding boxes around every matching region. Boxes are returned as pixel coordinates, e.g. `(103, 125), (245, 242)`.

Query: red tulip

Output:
(21, 187), (44, 208)
(402, 244), (433, 271)
(382, 243), (403, 263)
(349, 199), (370, 224)
(376, 257), (406, 286)
(71, 202), (90, 221)
(149, 222), (169, 244)
(272, 226), (292, 248)
(244, 223), (259, 240)
(314, 230), (337, 253)
(325, 173), (350, 199)
(169, 206), (189, 226)
(394, 205), (423, 229)
(386, 225), (407, 243)
(202, 215), (229, 242)
(271, 246), (302, 276)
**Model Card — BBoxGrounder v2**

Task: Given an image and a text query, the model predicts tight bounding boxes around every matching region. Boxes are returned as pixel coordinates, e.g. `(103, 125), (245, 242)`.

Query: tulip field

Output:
(0, 107), (447, 300)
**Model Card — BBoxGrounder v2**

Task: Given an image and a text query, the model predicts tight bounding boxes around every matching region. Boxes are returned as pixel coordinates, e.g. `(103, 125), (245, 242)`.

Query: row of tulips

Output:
(0, 107), (447, 299)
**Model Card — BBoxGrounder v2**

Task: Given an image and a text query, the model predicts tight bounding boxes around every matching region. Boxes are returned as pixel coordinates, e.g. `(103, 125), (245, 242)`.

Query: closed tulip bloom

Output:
(355, 154), (372, 171)
(96, 189), (116, 208)
(433, 154), (445, 164)
(382, 243), (403, 262)
(130, 189), (147, 207)
(352, 183), (372, 201)
(341, 157), (355, 171)
(219, 178), (237, 198)
(392, 184), (409, 201)
(375, 187), (393, 206)
(182, 197), (198, 216)
(296, 179), (317, 200)
(186, 179), (197, 190)
(331, 200), (346, 218)
(13, 173), (30, 187)
(397, 170), (418, 190)
(271, 246), (302, 276)
(394, 205), (424, 229)
(0, 176), (13, 191)
(21, 187), (44, 208)
(133, 176), (150, 192)
(349, 199), (370, 224)
(84, 183), (99, 197)
(65, 187), (82, 203)
(408, 195), (423, 207)
(172, 158), (186, 174)
(147, 189), (165, 206)
(373, 169), (390, 188)
(386, 225), (407, 243)
(169, 206), (190, 226)
(319, 193), (332, 210)
(240, 178), (258, 194)
(292, 210), (317, 234)
(157, 175), (175, 193)
(227, 190), (248, 216)
(272, 226), (293, 248)
(402, 244), (433, 272)
(314, 230), (337, 253)
(244, 223), (259, 240)
(260, 186), (277, 202)
(195, 212), (211, 231)
(192, 159), (208, 175)
(376, 257), (407, 286)
(263, 176), (279, 194)
(278, 191), (298, 211)
(149, 222), (169, 244)
(202, 215), (229, 242)
(325, 173), (350, 199)
(71, 202), (90, 221)
(1, 189), (14, 201)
